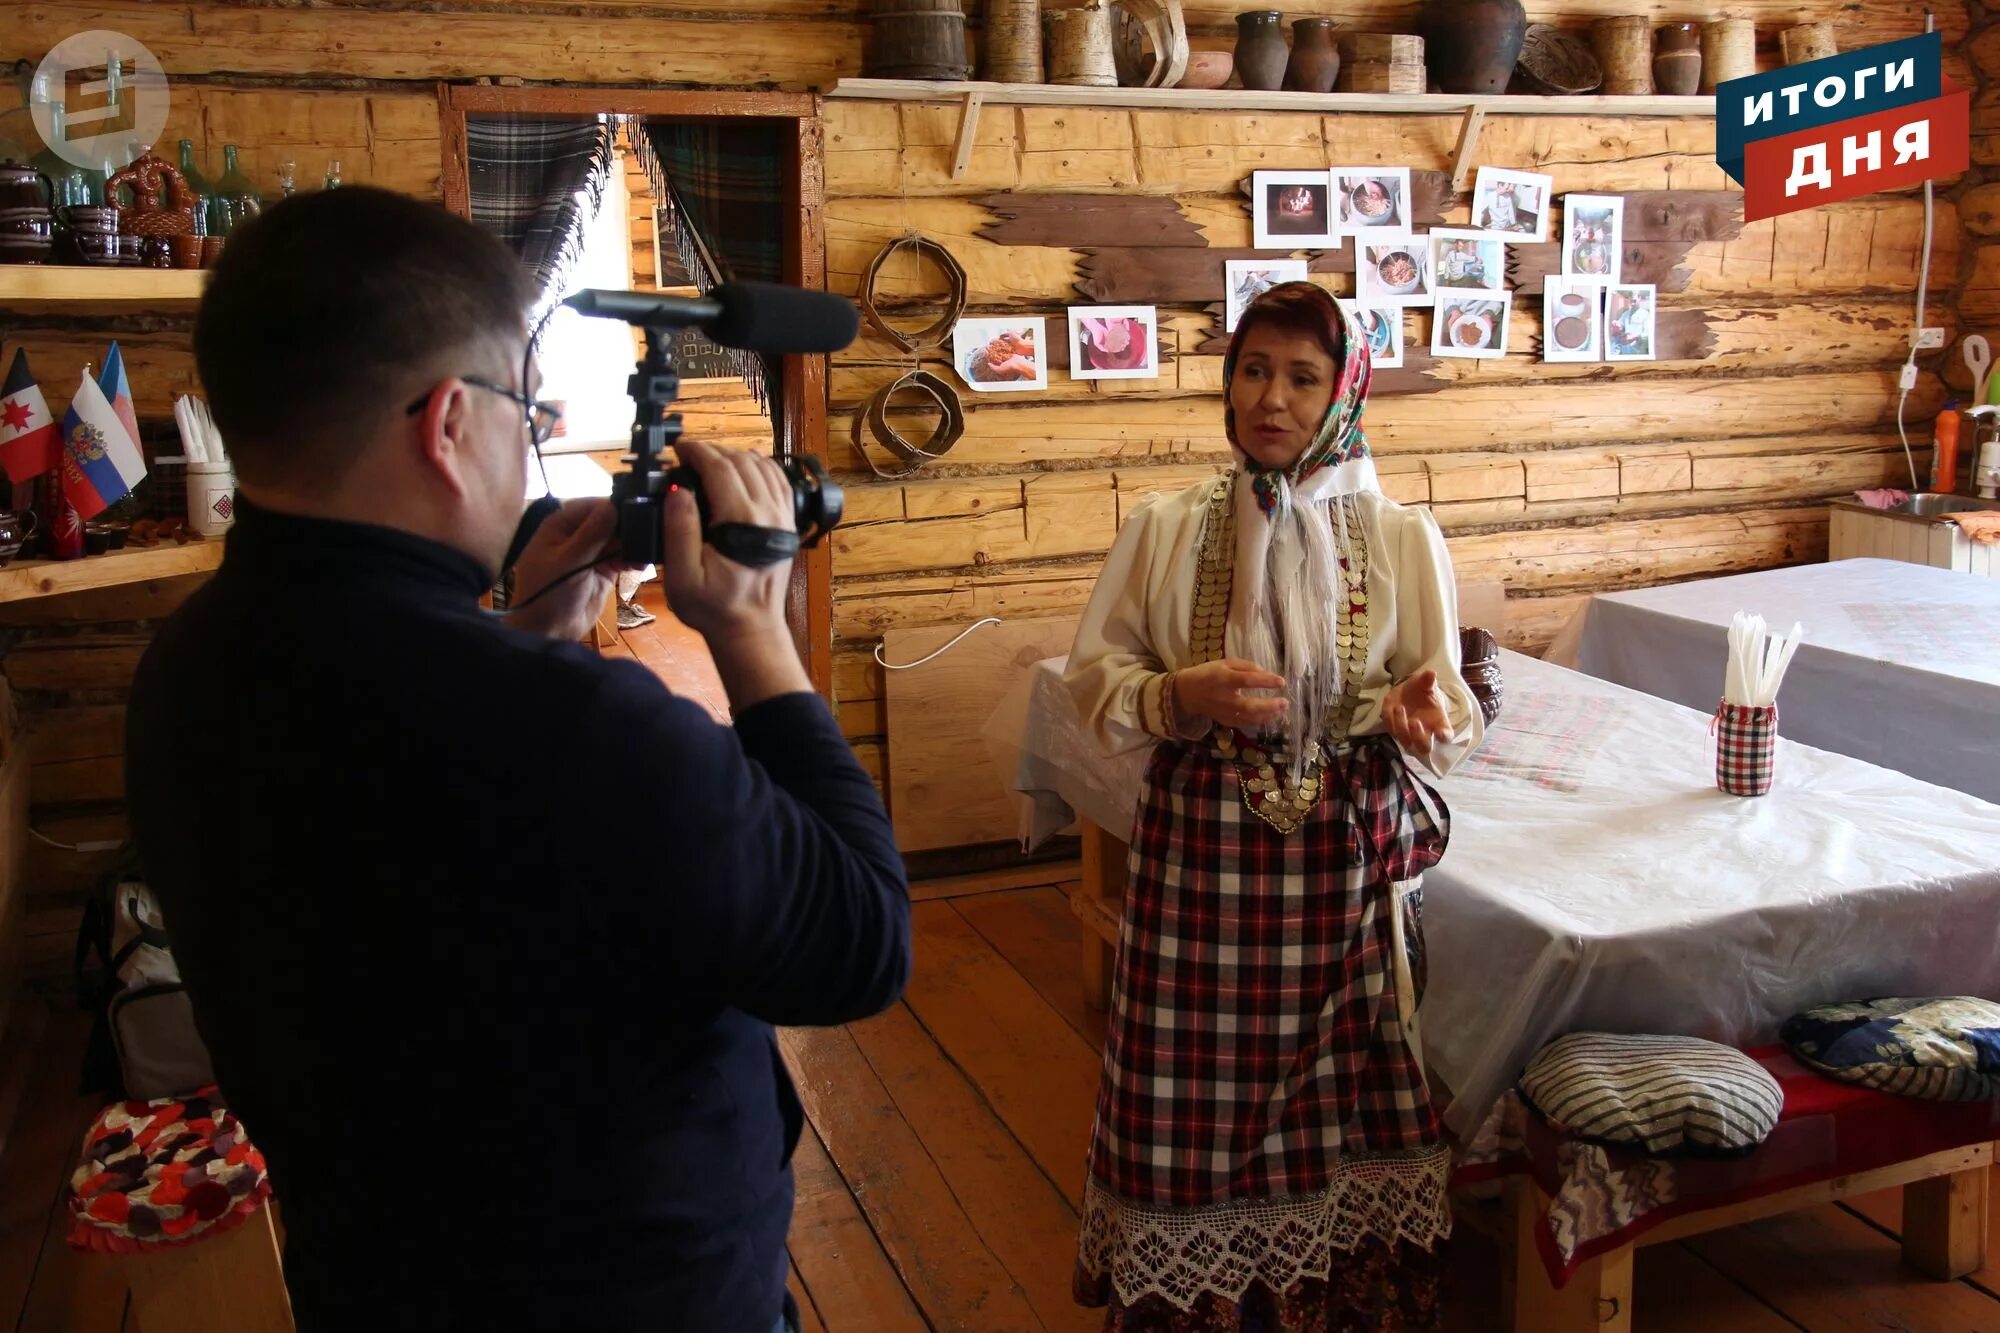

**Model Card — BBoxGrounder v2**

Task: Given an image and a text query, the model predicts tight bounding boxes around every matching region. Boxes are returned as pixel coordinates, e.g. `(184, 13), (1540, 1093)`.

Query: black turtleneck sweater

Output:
(124, 500), (910, 1332)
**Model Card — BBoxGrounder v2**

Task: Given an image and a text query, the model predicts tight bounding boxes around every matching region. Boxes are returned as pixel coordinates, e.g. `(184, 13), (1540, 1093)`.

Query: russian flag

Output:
(0, 349), (59, 483)
(98, 343), (141, 458)
(59, 371), (146, 522)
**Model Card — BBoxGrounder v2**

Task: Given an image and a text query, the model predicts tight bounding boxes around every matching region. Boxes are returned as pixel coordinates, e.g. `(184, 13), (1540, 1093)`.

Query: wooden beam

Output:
(825, 79), (1719, 119)
(1452, 106), (1487, 191)
(951, 92), (984, 181)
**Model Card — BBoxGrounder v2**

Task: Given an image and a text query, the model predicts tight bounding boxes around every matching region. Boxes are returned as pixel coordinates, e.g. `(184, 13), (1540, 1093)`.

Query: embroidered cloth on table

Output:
(1452, 1047), (2000, 1289)
(1078, 1147), (1453, 1312)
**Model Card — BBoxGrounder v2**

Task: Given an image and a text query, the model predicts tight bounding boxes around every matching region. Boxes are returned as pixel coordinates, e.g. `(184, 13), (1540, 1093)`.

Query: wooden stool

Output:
(69, 1089), (294, 1333)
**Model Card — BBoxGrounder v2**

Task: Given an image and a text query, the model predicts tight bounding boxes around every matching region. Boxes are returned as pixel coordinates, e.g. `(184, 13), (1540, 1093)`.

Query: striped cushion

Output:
(1518, 1033), (1784, 1158)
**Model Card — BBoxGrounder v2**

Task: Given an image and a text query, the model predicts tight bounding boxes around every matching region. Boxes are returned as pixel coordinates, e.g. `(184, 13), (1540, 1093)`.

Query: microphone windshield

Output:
(705, 282), (860, 354)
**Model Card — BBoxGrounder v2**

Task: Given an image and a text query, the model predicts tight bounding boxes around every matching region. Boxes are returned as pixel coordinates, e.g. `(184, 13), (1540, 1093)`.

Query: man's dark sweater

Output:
(124, 500), (911, 1331)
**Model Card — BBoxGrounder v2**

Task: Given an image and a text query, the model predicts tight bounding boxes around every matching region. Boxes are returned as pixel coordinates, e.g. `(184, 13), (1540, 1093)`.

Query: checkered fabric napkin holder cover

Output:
(1713, 700), (1777, 797)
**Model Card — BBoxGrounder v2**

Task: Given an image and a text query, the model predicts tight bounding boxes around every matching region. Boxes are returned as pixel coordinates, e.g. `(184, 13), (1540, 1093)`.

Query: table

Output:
(1545, 558), (2000, 804)
(1003, 650), (2000, 1140)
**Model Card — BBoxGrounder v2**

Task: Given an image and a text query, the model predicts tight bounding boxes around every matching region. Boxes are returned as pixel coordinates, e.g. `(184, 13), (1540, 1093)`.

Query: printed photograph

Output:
(1429, 230), (1508, 293)
(1332, 168), (1412, 233)
(1542, 279), (1603, 363)
(1355, 238), (1432, 307)
(1432, 294), (1511, 360)
(1470, 167), (1554, 241)
(1339, 299), (1404, 369)
(1605, 284), (1658, 360)
(953, 317), (1048, 392)
(1562, 194), (1624, 284)
(1068, 306), (1161, 380)
(1254, 171), (1338, 248)
(1225, 259), (1310, 332)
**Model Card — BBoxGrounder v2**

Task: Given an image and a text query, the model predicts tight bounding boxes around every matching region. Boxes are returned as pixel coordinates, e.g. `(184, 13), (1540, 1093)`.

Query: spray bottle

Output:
(1929, 402), (1961, 493)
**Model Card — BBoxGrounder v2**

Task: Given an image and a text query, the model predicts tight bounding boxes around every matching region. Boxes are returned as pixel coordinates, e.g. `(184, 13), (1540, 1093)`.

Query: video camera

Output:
(558, 283), (860, 569)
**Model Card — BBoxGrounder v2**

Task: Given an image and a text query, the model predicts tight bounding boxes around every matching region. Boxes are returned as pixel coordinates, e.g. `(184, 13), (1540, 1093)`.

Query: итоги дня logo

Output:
(1717, 31), (1968, 223)
(27, 30), (170, 175)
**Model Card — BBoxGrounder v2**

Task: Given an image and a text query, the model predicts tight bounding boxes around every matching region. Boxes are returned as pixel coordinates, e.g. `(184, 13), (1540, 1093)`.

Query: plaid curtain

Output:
(466, 117), (616, 312)
(630, 119), (786, 419)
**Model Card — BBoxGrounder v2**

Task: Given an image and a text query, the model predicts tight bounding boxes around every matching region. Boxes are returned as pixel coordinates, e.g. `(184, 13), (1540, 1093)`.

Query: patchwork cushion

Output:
(1518, 1032), (1783, 1158)
(1781, 996), (2000, 1102)
(68, 1087), (270, 1254)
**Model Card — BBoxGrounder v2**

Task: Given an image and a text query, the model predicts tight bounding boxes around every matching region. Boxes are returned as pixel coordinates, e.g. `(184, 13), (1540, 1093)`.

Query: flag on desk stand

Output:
(0, 349), (59, 484)
(59, 369), (146, 524)
(98, 343), (141, 461)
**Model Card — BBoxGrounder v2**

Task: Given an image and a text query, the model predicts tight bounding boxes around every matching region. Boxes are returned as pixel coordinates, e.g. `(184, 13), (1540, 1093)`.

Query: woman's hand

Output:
(1173, 658), (1287, 732)
(1383, 669), (1455, 759)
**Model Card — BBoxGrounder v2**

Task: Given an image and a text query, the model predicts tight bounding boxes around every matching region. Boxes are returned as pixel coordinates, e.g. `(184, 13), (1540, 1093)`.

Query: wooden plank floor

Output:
(4, 887), (2000, 1330)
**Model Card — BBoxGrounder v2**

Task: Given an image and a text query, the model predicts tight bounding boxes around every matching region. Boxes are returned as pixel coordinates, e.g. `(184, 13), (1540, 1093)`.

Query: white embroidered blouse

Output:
(1065, 470), (1483, 778)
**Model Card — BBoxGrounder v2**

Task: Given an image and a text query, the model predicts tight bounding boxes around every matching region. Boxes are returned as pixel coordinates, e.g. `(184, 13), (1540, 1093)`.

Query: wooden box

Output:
(1339, 32), (1424, 64)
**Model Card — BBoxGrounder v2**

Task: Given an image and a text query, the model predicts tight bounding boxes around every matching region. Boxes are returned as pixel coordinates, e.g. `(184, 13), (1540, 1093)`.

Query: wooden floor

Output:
(6, 599), (2000, 1330)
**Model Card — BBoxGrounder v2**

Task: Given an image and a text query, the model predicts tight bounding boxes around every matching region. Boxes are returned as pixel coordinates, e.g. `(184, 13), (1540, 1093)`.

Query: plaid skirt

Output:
(1076, 733), (1453, 1319)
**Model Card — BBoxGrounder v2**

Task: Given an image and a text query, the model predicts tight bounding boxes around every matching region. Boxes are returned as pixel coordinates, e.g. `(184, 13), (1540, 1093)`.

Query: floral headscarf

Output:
(1223, 282), (1375, 515)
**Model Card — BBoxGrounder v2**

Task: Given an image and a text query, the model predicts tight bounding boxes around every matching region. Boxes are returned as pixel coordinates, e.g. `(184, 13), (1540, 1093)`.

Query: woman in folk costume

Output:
(1066, 282), (1483, 1332)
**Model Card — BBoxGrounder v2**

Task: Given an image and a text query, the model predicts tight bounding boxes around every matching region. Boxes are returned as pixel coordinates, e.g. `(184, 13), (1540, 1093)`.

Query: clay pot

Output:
(1234, 11), (1289, 92)
(1422, 0), (1528, 96)
(1285, 18), (1341, 93)
(0, 163), (54, 211)
(168, 234), (204, 269)
(1655, 20), (1699, 52)
(1177, 51), (1233, 89)
(1654, 47), (1701, 95)
(202, 236), (226, 268)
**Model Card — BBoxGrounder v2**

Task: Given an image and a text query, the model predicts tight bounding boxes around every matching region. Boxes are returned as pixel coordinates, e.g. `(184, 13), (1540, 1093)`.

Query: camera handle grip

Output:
(708, 523), (801, 568)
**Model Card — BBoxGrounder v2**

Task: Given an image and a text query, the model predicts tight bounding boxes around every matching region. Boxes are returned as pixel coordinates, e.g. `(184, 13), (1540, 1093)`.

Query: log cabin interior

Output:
(0, 0), (1998, 1328)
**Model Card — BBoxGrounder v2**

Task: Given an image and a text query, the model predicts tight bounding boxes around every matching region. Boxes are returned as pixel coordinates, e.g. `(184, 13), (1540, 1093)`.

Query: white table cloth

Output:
(997, 650), (2000, 1138)
(1546, 558), (2000, 805)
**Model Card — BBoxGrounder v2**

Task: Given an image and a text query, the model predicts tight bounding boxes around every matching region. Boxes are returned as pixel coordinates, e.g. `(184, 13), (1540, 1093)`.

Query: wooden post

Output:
(1077, 817), (1126, 1012)
(951, 92), (984, 181)
(1512, 1183), (1633, 1333)
(1903, 1159), (1991, 1280)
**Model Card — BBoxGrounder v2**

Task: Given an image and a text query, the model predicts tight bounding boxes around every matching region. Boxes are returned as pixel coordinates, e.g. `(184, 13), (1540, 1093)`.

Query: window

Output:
(535, 152), (639, 454)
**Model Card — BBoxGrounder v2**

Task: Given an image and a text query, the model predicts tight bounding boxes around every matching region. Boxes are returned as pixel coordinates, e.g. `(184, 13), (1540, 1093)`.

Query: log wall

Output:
(0, 0), (1973, 864)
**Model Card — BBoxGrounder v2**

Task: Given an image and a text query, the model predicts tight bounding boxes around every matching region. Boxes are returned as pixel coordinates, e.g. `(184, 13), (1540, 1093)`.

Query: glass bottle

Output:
(175, 138), (217, 233)
(214, 144), (261, 233)
(275, 160), (297, 198)
(323, 158), (343, 190)
(30, 103), (107, 206)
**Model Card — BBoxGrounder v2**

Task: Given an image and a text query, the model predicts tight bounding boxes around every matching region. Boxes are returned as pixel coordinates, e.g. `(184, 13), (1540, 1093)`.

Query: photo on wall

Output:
(1332, 168), (1412, 233)
(1605, 284), (1658, 361)
(1562, 194), (1624, 284)
(953, 317), (1048, 392)
(1068, 306), (1161, 380)
(1355, 237), (1432, 307)
(1542, 279), (1603, 362)
(1225, 259), (1310, 333)
(1470, 167), (1554, 242)
(1253, 171), (1338, 249)
(1432, 293), (1511, 360)
(1339, 299), (1404, 369)
(1429, 229), (1508, 293)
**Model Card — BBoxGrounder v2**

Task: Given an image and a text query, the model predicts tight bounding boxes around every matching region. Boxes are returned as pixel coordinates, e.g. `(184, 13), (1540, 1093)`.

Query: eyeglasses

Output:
(405, 377), (562, 447)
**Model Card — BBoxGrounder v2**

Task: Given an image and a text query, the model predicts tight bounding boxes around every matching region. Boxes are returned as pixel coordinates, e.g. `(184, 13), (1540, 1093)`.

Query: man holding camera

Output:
(123, 187), (911, 1331)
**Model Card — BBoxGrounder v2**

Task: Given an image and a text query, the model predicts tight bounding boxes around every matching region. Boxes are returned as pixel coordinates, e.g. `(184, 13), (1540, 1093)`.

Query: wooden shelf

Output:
(824, 78), (1717, 118)
(0, 266), (207, 304)
(826, 78), (1715, 184)
(0, 542), (222, 606)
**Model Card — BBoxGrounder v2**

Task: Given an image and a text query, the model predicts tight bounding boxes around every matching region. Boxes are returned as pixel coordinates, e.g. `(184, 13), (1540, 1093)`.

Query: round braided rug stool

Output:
(68, 1087), (292, 1332)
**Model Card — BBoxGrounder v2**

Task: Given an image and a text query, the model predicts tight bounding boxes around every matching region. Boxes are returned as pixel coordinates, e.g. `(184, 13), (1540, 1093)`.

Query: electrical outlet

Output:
(1899, 362), (1921, 390)
(1916, 327), (1948, 350)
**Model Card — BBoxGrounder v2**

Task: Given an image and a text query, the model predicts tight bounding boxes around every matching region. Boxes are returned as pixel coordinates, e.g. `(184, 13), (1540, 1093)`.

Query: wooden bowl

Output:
(1177, 52), (1233, 90)
(1515, 24), (1601, 95)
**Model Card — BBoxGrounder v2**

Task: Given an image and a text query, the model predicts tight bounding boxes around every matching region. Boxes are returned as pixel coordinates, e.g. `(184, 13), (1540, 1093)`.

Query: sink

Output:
(1889, 492), (2000, 518)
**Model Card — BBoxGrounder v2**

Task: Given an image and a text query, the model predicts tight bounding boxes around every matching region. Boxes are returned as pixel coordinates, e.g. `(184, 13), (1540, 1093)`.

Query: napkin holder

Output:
(1713, 700), (1777, 797)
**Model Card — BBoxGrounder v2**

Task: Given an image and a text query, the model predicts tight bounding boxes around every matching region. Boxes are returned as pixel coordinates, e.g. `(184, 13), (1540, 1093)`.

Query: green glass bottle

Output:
(323, 158), (343, 191)
(175, 138), (217, 232)
(214, 144), (262, 234)
(30, 103), (107, 206)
